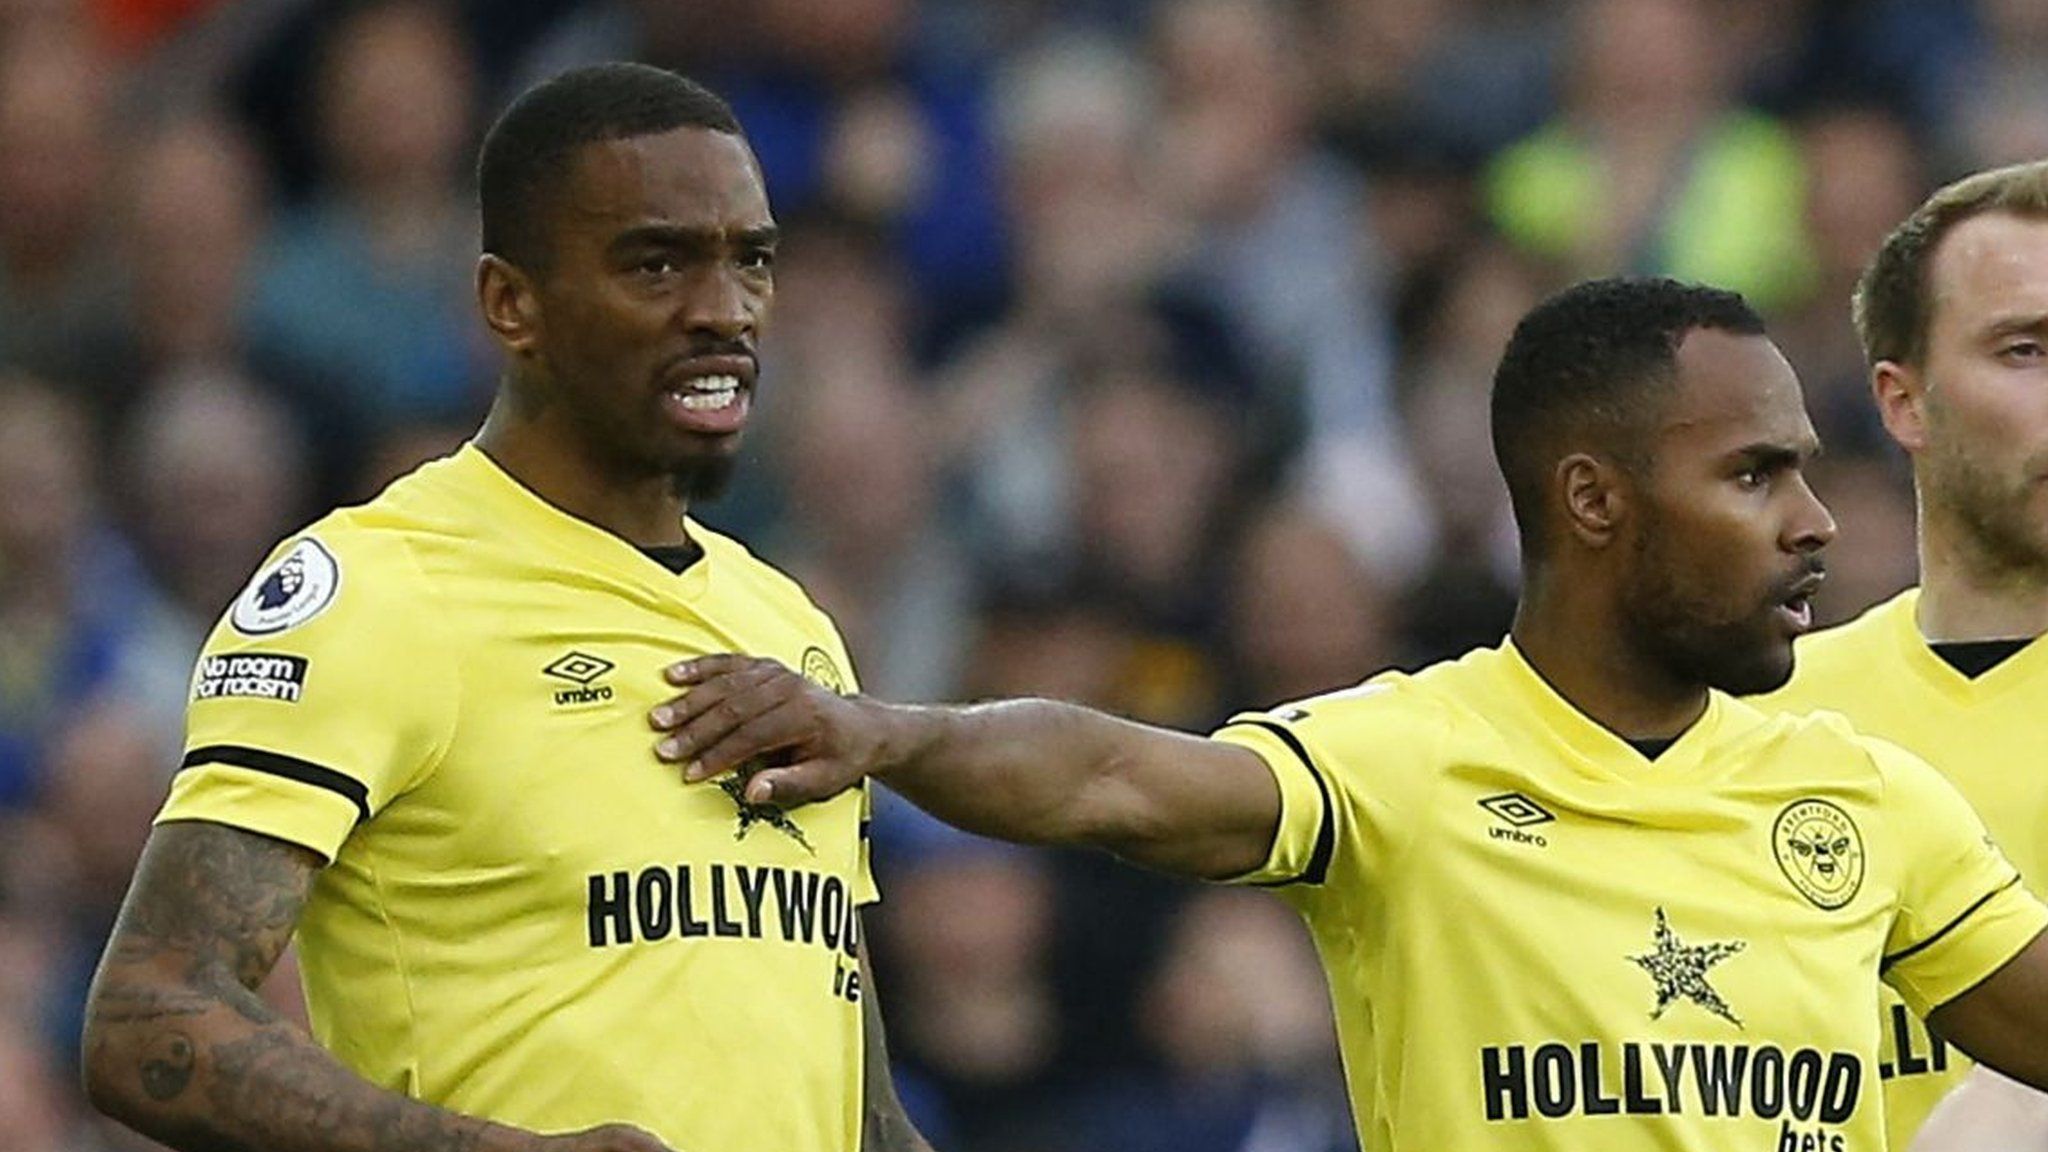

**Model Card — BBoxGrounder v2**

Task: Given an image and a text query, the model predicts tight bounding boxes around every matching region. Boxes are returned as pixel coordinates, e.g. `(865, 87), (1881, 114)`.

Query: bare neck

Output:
(475, 396), (691, 548)
(1510, 569), (1711, 742)
(1914, 498), (2048, 642)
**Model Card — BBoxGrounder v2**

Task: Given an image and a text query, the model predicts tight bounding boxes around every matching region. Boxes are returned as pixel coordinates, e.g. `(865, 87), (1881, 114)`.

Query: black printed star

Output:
(717, 763), (815, 855)
(1629, 907), (1746, 1027)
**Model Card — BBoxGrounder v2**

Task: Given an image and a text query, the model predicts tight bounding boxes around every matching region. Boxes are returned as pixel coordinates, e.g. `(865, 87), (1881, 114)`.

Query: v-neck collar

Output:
(1891, 588), (2048, 705)
(453, 443), (715, 602)
(1495, 640), (1730, 782)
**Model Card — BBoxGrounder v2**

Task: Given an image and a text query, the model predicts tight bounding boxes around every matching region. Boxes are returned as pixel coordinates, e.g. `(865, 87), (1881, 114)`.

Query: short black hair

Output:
(1490, 277), (1767, 562)
(478, 63), (743, 271)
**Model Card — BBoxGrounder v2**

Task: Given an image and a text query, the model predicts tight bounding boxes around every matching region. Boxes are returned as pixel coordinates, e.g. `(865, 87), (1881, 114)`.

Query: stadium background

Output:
(0, 0), (2031, 1147)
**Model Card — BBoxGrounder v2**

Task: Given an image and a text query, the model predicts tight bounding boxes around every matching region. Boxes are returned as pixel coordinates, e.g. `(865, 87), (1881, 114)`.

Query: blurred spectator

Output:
(0, 378), (188, 811)
(877, 844), (1062, 1152)
(1151, 0), (1436, 586)
(938, 31), (1175, 576)
(1060, 889), (1355, 1152)
(1486, 0), (1816, 311)
(0, 1018), (75, 1152)
(1776, 101), (1926, 458)
(1065, 349), (1245, 730)
(0, 21), (130, 408)
(1226, 501), (1397, 709)
(248, 0), (490, 433)
(118, 113), (368, 506)
(1309, 0), (1554, 167)
(1954, 0), (2048, 169)
(1392, 239), (1529, 663)
(120, 373), (309, 632)
(766, 226), (975, 700)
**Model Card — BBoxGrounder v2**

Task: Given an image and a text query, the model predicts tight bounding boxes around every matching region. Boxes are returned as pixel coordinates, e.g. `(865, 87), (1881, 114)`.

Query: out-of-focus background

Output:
(0, 0), (2020, 1147)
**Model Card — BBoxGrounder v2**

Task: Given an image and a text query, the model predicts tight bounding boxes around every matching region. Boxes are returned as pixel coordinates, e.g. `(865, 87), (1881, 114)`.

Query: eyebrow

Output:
(607, 223), (780, 254)
(1981, 313), (2048, 340)
(1729, 438), (1820, 470)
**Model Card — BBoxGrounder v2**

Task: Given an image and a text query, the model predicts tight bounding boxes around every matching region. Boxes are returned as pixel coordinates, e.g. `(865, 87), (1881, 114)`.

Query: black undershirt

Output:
(1626, 736), (1679, 762)
(638, 541), (705, 575)
(1929, 638), (2033, 679)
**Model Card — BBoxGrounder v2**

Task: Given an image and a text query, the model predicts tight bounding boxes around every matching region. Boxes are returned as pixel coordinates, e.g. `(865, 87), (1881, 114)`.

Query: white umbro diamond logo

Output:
(1478, 792), (1556, 827)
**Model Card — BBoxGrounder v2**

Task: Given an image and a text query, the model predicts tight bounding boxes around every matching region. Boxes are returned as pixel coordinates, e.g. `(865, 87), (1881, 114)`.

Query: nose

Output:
(1785, 473), (1837, 555)
(679, 262), (758, 344)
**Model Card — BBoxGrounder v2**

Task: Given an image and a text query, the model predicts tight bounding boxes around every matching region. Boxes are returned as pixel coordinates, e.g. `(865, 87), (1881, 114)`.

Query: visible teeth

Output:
(669, 374), (740, 412)
(679, 389), (736, 411)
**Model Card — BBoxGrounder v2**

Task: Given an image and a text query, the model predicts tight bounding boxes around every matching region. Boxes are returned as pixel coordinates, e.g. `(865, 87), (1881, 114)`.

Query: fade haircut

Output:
(1853, 160), (2048, 368)
(1491, 277), (1768, 563)
(478, 63), (743, 272)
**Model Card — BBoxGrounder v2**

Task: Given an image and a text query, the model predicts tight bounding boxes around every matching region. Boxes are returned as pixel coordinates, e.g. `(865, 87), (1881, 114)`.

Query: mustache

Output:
(1770, 558), (1828, 602)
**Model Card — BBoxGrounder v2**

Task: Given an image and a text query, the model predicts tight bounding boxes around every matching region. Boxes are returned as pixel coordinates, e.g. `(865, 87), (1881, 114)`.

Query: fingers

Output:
(648, 660), (783, 732)
(681, 698), (812, 782)
(661, 652), (770, 688)
(649, 664), (792, 768)
(744, 758), (850, 807)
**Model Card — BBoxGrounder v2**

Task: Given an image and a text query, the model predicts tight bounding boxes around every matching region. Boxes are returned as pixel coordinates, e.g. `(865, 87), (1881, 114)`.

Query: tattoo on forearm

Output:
(88, 823), (518, 1152)
(140, 1032), (197, 1101)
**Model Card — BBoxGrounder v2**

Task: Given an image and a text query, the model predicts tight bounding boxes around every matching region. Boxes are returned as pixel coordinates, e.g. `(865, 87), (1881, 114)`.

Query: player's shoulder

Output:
(218, 484), (453, 645)
(1725, 692), (1926, 786)
(1232, 650), (1482, 748)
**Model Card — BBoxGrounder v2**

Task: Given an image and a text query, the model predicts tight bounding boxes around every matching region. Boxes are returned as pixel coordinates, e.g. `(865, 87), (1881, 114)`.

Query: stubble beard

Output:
(1621, 515), (1794, 697)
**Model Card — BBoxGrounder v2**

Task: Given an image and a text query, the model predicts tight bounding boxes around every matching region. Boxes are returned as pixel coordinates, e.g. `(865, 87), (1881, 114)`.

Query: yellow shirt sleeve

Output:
(1874, 737), (2048, 1016)
(1212, 713), (1337, 887)
(161, 527), (459, 862)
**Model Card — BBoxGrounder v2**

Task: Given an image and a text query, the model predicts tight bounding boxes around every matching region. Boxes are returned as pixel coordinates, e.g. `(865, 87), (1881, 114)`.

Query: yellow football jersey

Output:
(1217, 640), (2046, 1152)
(1762, 588), (2048, 1150)
(161, 444), (876, 1151)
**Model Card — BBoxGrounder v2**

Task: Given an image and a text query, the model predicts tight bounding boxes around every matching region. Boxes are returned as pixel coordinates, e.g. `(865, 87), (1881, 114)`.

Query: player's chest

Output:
(382, 606), (858, 878)
(1391, 764), (1896, 1035)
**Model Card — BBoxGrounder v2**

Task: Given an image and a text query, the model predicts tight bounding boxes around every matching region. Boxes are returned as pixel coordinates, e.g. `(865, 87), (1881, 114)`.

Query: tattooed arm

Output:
(859, 929), (935, 1152)
(82, 821), (673, 1152)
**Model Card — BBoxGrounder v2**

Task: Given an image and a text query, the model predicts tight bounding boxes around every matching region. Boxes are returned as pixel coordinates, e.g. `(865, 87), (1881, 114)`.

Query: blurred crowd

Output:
(0, 0), (2031, 1148)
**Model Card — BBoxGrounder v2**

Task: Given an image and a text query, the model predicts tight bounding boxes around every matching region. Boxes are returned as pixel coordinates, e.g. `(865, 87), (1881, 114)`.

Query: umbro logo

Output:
(545, 651), (615, 707)
(1480, 792), (1554, 847)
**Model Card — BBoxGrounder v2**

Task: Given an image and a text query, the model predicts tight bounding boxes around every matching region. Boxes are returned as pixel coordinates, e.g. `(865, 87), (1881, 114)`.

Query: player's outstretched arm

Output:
(654, 655), (1282, 880)
(1926, 928), (2048, 1093)
(83, 821), (675, 1152)
(1909, 1066), (2048, 1152)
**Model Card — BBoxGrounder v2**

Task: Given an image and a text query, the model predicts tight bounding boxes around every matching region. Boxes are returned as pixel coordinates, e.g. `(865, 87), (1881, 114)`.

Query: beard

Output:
(1620, 514), (1799, 696)
(1925, 436), (2048, 585)
(671, 453), (740, 503)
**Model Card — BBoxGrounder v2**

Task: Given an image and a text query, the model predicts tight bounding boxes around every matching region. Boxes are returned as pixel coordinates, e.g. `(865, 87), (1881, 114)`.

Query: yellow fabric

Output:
(1216, 641), (2045, 1152)
(163, 444), (875, 1151)
(1761, 589), (2048, 1150)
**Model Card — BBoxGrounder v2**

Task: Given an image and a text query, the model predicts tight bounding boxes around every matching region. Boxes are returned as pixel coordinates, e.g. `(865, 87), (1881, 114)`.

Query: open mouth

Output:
(669, 373), (742, 412)
(1773, 571), (1825, 635)
(658, 358), (755, 435)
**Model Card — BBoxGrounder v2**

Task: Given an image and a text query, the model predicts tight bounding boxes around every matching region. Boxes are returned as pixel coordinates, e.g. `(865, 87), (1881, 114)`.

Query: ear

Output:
(1557, 452), (1630, 550)
(1870, 359), (1930, 453)
(478, 254), (543, 357)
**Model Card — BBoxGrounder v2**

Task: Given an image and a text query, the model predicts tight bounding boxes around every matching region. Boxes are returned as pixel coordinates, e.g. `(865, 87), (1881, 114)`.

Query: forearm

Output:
(84, 964), (529, 1152)
(874, 698), (1188, 853)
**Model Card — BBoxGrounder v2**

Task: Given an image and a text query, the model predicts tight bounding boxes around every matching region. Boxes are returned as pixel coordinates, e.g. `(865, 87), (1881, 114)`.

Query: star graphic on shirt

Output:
(1629, 907), (1746, 1027)
(717, 762), (815, 855)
